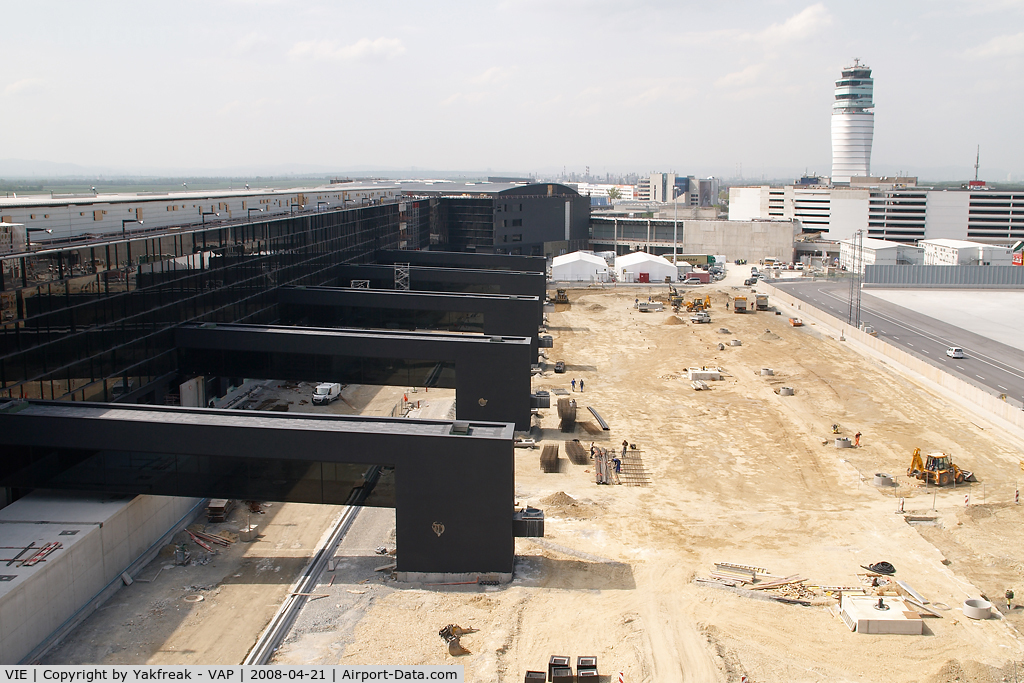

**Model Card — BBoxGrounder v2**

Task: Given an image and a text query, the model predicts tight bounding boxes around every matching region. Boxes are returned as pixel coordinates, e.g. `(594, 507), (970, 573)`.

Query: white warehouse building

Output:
(839, 236), (923, 273)
(920, 238), (1013, 266)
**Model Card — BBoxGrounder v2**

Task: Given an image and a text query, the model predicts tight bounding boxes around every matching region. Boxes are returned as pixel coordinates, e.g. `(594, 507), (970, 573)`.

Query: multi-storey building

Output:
(730, 184), (1024, 245)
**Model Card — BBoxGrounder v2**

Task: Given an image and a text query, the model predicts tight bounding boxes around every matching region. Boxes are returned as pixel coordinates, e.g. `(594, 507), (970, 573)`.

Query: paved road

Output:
(774, 279), (1024, 408)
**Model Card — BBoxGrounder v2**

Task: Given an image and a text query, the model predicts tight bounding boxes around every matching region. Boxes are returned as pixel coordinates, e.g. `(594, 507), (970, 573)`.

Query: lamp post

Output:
(25, 227), (53, 250)
(122, 219), (143, 240)
(201, 211), (219, 226)
(290, 202), (304, 214)
(247, 208), (264, 222)
(317, 201), (328, 212)
(672, 186), (680, 277)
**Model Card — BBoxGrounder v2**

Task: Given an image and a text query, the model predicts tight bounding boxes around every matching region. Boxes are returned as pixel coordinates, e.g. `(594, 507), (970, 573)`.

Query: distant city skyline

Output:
(4, 1), (1023, 180)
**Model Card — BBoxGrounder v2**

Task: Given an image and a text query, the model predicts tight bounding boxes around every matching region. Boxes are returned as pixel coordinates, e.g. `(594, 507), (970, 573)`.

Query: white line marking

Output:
(999, 385), (1008, 390)
(977, 375), (985, 380)
(922, 349), (929, 354)
(956, 365), (965, 370)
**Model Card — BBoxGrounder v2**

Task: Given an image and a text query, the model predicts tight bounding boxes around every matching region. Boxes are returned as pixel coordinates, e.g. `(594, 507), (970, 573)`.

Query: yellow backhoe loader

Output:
(907, 448), (976, 486)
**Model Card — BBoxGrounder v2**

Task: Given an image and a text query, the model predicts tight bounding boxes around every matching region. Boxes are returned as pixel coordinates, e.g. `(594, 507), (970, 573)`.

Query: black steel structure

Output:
(375, 249), (546, 274)
(333, 264), (545, 324)
(278, 286), (541, 356)
(175, 323), (533, 429)
(0, 400), (516, 575)
(399, 183), (590, 257)
(0, 205), (398, 404)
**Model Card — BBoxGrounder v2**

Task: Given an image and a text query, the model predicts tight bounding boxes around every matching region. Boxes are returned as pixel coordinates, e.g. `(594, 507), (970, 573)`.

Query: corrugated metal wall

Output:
(864, 265), (1024, 287)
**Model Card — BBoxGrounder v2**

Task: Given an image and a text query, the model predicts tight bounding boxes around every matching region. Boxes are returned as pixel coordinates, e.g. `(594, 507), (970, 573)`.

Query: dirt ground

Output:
(42, 278), (1024, 682)
(320, 278), (1024, 683)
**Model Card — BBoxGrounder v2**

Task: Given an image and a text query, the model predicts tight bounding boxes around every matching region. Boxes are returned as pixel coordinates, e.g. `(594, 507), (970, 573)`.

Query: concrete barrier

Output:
(764, 282), (1024, 436)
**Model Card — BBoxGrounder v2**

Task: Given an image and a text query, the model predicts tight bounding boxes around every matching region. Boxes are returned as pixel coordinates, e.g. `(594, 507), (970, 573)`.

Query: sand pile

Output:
(588, 303), (606, 311)
(540, 491), (578, 506)
(664, 316), (684, 325)
(759, 329), (782, 341)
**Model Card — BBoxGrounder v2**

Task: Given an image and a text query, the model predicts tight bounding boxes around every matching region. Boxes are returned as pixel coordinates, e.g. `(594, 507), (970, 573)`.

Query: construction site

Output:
(17, 266), (1024, 682)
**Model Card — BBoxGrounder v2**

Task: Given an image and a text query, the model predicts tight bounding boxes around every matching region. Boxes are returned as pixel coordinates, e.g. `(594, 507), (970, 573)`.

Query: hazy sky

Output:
(4, 1), (1023, 179)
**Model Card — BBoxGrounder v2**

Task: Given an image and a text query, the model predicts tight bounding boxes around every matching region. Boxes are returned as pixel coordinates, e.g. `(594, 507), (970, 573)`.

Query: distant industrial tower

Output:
(830, 59), (874, 183)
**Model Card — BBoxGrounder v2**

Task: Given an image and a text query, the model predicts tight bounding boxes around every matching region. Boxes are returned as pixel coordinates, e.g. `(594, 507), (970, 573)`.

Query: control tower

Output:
(831, 59), (874, 183)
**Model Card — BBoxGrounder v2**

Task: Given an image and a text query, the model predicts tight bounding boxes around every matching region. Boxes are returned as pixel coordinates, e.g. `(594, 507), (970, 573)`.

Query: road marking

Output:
(977, 375), (986, 380)
(999, 385), (1008, 390)
(893, 336), (899, 340)
(956, 365), (965, 370)
(922, 349), (929, 354)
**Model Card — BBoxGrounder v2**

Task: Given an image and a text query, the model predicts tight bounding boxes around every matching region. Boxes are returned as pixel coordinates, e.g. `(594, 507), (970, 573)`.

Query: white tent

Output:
(615, 252), (677, 283)
(551, 251), (609, 282)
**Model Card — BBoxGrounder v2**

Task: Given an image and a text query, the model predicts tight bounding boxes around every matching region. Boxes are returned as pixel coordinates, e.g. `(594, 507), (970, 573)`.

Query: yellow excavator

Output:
(907, 448), (976, 486)
(685, 295), (712, 312)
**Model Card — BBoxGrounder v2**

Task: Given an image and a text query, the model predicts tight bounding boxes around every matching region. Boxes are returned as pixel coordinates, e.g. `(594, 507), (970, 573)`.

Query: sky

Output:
(3, 0), (1024, 180)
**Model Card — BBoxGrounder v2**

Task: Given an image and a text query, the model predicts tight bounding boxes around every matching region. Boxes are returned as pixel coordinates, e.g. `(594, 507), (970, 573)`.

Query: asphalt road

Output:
(774, 279), (1024, 408)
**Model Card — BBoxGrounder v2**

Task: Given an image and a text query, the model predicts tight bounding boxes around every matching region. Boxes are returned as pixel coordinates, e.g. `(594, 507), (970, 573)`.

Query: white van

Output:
(312, 382), (342, 405)
(946, 347), (964, 359)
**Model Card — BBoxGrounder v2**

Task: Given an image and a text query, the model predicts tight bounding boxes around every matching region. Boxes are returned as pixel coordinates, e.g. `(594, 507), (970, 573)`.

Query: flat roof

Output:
(179, 323), (531, 346)
(920, 238), (995, 249)
(2, 400), (513, 440)
(283, 286), (539, 303)
(0, 184), (398, 209)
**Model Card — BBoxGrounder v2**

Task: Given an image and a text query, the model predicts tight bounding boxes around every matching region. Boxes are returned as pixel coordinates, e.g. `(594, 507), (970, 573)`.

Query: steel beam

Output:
(175, 323), (533, 429)
(0, 400), (515, 575)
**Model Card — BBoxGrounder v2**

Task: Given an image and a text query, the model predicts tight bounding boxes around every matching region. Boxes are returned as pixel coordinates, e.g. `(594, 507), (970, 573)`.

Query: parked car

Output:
(683, 277), (704, 285)
(312, 382), (342, 404)
(946, 347), (964, 359)
(554, 360), (567, 373)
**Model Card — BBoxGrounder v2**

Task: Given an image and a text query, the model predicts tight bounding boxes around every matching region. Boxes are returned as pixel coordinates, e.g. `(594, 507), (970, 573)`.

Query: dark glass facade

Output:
(0, 205), (399, 404)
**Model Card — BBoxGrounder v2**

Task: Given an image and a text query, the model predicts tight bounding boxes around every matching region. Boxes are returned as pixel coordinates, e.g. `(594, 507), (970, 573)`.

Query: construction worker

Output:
(571, 378), (577, 392)
(579, 379), (584, 392)
(622, 439), (628, 458)
(854, 431), (862, 447)
(1007, 589), (1015, 611)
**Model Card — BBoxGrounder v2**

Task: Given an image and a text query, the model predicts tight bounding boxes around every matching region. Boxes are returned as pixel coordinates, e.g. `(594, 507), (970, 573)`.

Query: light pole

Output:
(201, 211), (219, 226)
(290, 202), (304, 214)
(122, 219), (143, 240)
(247, 208), (264, 222)
(317, 201), (328, 212)
(672, 186), (680, 277)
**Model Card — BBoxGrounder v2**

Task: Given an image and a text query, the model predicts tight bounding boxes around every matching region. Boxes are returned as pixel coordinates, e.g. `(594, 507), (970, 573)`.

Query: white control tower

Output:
(831, 59), (874, 183)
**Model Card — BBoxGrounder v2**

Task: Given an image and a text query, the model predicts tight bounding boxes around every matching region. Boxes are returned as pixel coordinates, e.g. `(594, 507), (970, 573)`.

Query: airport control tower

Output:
(831, 59), (874, 183)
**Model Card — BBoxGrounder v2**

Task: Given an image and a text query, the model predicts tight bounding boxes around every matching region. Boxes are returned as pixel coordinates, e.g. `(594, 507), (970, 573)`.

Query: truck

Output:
(690, 311), (711, 324)
(755, 294), (769, 311)
(312, 382), (342, 405)
(733, 296), (748, 313)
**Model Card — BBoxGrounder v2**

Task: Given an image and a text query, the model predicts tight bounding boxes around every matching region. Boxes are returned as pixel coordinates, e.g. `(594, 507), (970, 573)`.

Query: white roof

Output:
(615, 251), (675, 269)
(840, 237), (914, 251)
(552, 251), (608, 268)
(919, 238), (990, 249)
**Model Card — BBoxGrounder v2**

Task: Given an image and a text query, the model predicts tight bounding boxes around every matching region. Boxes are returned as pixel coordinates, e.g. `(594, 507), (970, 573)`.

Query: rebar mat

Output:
(564, 441), (591, 465)
(618, 449), (652, 487)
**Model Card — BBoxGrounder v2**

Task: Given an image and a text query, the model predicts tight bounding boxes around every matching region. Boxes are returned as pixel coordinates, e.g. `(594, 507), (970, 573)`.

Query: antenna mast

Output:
(974, 145), (980, 182)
